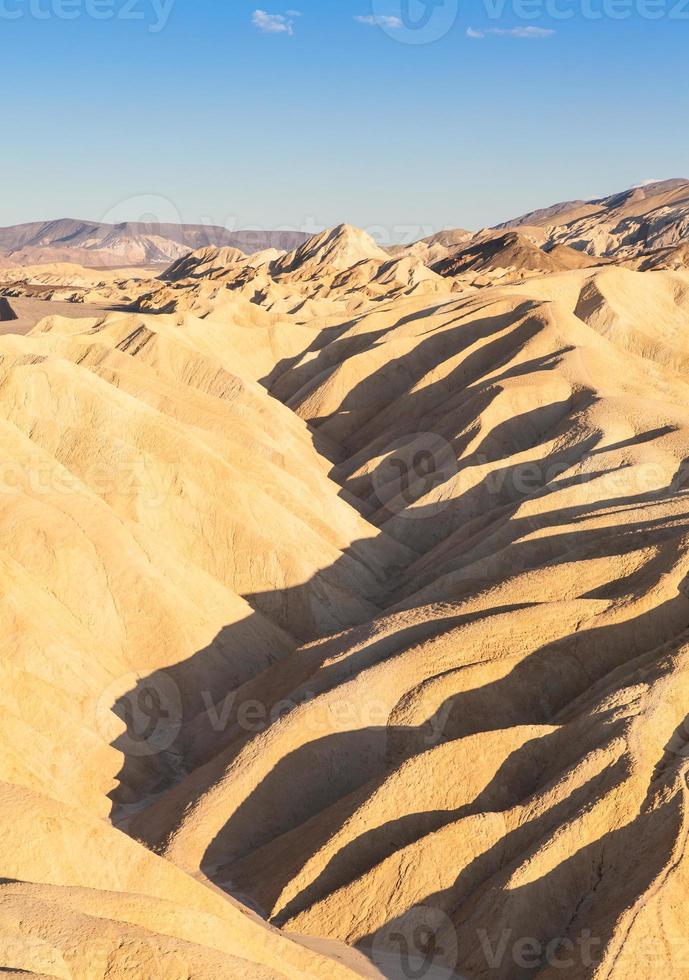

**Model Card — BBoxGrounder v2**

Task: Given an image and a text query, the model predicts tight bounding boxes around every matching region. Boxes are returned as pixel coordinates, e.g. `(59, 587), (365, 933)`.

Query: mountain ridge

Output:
(0, 218), (311, 268)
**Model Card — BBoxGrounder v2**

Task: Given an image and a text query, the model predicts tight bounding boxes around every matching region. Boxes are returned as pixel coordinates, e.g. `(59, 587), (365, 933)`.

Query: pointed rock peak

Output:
(273, 223), (389, 275)
(161, 245), (247, 282)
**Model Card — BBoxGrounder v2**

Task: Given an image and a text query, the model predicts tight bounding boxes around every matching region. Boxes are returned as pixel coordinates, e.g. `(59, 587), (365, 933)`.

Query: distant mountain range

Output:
(0, 218), (311, 268)
(494, 177), (689, 259)
(2, 179), (688, 272)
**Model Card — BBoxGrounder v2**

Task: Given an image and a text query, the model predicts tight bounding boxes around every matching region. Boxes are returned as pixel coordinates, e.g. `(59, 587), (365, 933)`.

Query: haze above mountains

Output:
(0, 178), (689, 977)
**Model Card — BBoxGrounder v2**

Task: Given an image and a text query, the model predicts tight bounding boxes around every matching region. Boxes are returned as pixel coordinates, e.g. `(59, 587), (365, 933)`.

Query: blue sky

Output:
(1, 0), (687, 238)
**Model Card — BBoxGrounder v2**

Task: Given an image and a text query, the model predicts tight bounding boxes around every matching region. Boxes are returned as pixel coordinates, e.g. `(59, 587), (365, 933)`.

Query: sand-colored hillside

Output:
(500, 178), (689, 259)
(432, 231), (600, 282)
(0, 217), (687, 977)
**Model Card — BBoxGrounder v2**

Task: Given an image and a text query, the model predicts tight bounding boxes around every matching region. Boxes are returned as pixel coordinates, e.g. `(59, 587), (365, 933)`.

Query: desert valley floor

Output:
(0, 180), (689, 977)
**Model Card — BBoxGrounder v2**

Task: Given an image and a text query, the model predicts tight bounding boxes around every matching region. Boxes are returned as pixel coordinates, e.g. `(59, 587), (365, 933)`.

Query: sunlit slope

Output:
(0, 302), (412, 979)
(127, 264), (689, 978)
(0, 220), (688, 977)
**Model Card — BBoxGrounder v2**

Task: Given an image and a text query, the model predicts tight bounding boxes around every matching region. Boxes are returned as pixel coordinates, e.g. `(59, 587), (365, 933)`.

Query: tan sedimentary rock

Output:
(0, 214), (687, 976)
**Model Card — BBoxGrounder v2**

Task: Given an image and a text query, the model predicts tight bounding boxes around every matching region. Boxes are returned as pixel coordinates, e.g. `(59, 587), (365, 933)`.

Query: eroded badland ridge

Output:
(0, 180), (689, 977)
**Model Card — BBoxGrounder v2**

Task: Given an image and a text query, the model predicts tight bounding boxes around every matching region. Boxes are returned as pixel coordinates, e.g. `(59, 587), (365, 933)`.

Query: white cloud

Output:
(467, 26), (555, 38)
(355, 14), (403, 28)
(252, 9), (297, 35)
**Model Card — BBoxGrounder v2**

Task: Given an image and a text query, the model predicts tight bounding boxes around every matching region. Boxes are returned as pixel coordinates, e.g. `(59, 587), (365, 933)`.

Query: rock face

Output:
(270, 223), (391, 277)
(0, 297), (17, 321)
(432, 231), (598, 278)
(161, 245), (280, 282)
(0, 196), (688, 978)
(498, 177), (689, 259)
